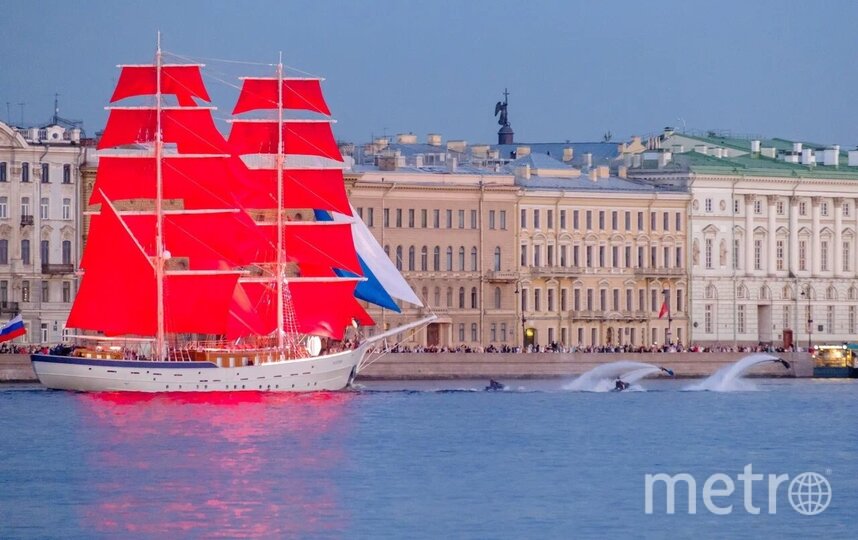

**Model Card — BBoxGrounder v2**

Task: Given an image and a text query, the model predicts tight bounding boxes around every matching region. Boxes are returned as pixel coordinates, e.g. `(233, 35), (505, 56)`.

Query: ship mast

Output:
(155, 32), (166, 360)
(276, 52), (285, 356)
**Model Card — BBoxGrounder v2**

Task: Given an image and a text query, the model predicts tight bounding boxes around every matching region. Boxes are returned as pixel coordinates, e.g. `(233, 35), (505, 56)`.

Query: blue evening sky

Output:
(2, 0), (857, 146)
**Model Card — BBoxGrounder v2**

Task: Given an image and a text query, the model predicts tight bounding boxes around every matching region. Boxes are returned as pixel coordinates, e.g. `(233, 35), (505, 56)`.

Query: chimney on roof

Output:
(618, 165), (628, 178)
(396, 133), (417, 144)
(694, 145), (708, 155)
(801, 148), (815, 166)
(562, 147), (574, 162)
(597, 165), (609, 178)
(516, 146), (531, 157)
(848, 150), (858, 166)
(588, 168), (598, 181)
(714, 148), (724, 159)
(793, 142), (803, 153)
(427, 133), (442, 146)
(584, 152), (593, 169)
(751, 140), (761, 154)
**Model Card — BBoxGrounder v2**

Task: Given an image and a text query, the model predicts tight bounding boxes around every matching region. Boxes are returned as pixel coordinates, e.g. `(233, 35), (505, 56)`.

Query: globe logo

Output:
(788, 472), (832, 515)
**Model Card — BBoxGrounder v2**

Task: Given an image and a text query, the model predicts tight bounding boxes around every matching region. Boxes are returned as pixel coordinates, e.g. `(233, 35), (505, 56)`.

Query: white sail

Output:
(333, 204), (423, 307)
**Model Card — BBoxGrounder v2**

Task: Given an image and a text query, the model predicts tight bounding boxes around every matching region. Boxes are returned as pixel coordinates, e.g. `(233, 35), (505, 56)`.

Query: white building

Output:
(0, 120), (85, 343)
(631, 129), (858, 349)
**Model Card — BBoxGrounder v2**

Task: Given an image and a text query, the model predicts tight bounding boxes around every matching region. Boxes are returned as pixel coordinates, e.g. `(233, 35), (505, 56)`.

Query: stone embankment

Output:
(1, 352), (812, 384)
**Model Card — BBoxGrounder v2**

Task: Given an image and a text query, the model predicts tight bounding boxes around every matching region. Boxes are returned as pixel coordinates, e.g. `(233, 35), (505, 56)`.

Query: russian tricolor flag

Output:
(0, 315), (26, 343)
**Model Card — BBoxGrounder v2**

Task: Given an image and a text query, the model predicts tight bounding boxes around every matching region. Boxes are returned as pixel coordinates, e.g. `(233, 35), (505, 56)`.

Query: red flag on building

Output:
(658, 301), (669, 319)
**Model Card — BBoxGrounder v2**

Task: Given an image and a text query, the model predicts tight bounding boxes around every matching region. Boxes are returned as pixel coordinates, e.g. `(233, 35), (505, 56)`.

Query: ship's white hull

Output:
(31, 346), (366, 393)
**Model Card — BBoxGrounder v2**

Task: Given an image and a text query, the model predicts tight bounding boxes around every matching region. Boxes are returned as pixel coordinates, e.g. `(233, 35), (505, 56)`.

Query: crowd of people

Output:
(373, 341), (801, 354)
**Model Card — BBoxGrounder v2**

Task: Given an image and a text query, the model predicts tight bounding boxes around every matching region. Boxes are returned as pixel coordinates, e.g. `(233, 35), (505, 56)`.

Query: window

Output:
(40, 240), (49, 265)
(573, 245), (580, 266)
(408, 209), (414, 228)
(548, 289), (555, 311)
(39, 163), (49, 183)
(651, 289), (657, 312)
(574, 289), (581, 311)
(433, 209), (439, 228)
(612, 246), (619, 268)
(650, 212), (656, 230)
(586, 289), (593, 310)
(705, 239), (713, 269)
(41, 280), (49, 302)
(21, 197), (30, 217)
(844, 201), (851, 217)
(844, 242), (851, 272)
(560, 245), (567, 267)
(586, 211), (592, 229)
(471, 247), (478, 271)
(383, 208), (390, 227)
(408, 246), (415, 271)
(560, 210), (566, 229)
(420, 209), (426, 228)
(21, 239), (30, 265)
(22, 280), (30, 303)
(521, 209), (527, 229)
(458, 323), (465, 342)
(434, 287), (441, 306)
(534, 209), (541, 229)
(547, 210), (553, 229)
(547, 245), (554, 266)
(675, 212), (681, 231)
(0, 162), (6, 182)
(637, 246), (644, 267)
(586, 245), (592, 267)
(534, 289), (542, 311)
(799, 201), (807, 216)
(821, 241), (829, 272)
(734, 199), (740, 214)
(489, 210), (496, 229)
(520, 245), (527, 267)
(395, 246), (402, 270)
(534, 245), (542, 267)
(446, 209), (453, 228)
(63, 164), (71, 184)
(433, 246), (440, 271)
(446, 246), (453, 271)
(471, 323), (478, 342)
(754, 200), (762, 214)
(458, 287), (465, 309)
(626, 246), (632, 268)
(626, 289), (633, 311)
(799, 240), (807, 271)
(561, 289), (568, 311)
(738, 305), (746, 333)
(704, 304), (713, 333)
(499, 210), (507, 230)
(40, 198), (49, 219)
(0, 197), (6, 218)
(650, 246), (657, 267)
(573, 210), (579, 229)
(21, 162), (29, 182)
(776, 240), (784, 271)
(491, 324), (497, 342)
(501, 323), (507, 342)
(754, 239), (762, 270)
(705, 198), (712, 212)
(851, 307), (856, 334)
(776, 200), (785, 215)
(494, 287), (501, 309)
(637, 211), (643, 230)
(599, 245), (605, 267)
(663, 212), (669, 231)
(821, 202), (829, 216)
(783, 305), (791, 331)
(367, 208), (374, 227)
(471, 287), (478, 309)
(612, 289), (619, 311)
(395, 208), (402, 227)
(446, 287), (452, 306)
(458, 209), (464, 229)
(676, 289), (683, 312)
(625, 211), (631, 231)
(599, 211), (605, 230)
(458, 246), (465, 271)
(612, 211), (618, 230)
(0, 240), (6, 264)
(521, 288), (528, 311)
(62, 281), (71, 303)
(733, 239), (740, 270)
(827, 306), (834, 333)
(675, 247), (683, 268)
(421, 246), (428, 271)
(493, 247), (501, 271)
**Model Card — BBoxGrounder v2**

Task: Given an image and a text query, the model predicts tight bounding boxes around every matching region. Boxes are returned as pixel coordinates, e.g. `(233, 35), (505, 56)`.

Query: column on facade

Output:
(834, 197), (843, 277)
(811, 197), (821, 276)
(767, 196), (777, 276)
(789, 197), (799, 273)
(744, 194), (754, 276)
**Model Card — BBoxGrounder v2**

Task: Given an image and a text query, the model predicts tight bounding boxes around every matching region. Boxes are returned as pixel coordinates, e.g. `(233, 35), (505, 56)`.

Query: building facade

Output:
(631, 130), (858, 349)
(0, 120), (85, 343)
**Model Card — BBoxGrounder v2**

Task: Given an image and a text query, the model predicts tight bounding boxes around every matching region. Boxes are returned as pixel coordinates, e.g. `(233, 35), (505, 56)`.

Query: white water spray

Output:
(563, 361), (673, 392)
(685, 353), (791, 392)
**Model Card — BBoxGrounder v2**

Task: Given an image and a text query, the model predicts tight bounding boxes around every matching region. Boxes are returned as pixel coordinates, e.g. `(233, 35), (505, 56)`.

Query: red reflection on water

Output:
(76, 391), (355, 537)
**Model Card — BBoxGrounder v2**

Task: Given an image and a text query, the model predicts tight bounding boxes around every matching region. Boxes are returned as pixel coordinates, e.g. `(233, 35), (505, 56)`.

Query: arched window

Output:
(384, 244), (390, 257)
(21, 239), (30, 265)
(395, 245), (403, 271)
(493, 247), (501, 271)
(446, 287), (453, 307)
(421, 246), (428, 271)
(433, 246), (440, 271)
(458, 287), (465, 308)
(471, 287), (478, 309)
(783, 285), (793, 300)
(471, 323), (478, 342)
(471, 247), (478, 271)
(446, 246), (453, 271)
(850, 287), (857, 301)
(421, 287), (428, 302)
(827, 286), (837, 300)
(408, 246), (415, 271)
(433, 287), (441, 306)
(494, 286), (501, 309)
(458, 246), (465, 271)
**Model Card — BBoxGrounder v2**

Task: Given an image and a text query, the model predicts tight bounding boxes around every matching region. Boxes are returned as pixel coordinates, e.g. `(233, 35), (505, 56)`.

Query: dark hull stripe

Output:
(31, 354), (218, 369)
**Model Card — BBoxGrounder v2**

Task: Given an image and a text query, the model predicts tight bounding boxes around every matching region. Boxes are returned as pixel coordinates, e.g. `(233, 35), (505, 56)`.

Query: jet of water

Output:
(685, 353), (791, 392)
(563, 361), (673, 392)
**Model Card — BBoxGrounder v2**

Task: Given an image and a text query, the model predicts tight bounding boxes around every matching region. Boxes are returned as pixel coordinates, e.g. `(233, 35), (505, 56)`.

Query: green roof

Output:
(677, 151), (858, 179)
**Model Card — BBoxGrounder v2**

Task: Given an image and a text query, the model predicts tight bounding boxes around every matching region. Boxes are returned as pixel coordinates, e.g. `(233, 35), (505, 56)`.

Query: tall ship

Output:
(31, 38), (431, 392)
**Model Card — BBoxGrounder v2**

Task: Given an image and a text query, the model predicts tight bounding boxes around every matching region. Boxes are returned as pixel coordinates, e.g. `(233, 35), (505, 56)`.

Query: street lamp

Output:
(801, 286), (812, 352)
(662, 288), (672, 346)
(514, 280), (527, 350)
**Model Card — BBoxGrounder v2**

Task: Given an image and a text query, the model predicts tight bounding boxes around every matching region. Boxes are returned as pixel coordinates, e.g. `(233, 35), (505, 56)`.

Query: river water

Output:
(0, 378), (855, 539)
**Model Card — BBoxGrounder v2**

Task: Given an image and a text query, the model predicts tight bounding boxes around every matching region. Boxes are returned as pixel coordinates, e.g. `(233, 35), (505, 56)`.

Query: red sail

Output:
(236, 166), (352, 214)
(233, 78), (331, 115)
(228, 281), (362, 340)
(111, 65), (211, 106)
(68, 201), (156, 335)
(163, 274), (241, 334)
(91, 156), (243, 209)
(228, 120), (343, 161)
(122, 212), (269, 270)
(98, 108), (229, 154)
(257, 223), (361, 274)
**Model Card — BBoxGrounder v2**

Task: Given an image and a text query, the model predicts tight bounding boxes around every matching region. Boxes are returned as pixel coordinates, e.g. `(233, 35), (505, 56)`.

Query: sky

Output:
(2, 0), (857, 147)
